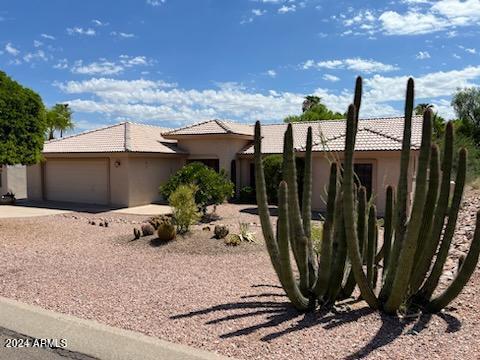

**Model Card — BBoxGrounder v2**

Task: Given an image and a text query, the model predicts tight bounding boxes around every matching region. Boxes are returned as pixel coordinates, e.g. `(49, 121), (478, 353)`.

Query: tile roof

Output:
(43, 122), (184, 154)
(162, 119), (254, 137)
(240, 116), (423, 154)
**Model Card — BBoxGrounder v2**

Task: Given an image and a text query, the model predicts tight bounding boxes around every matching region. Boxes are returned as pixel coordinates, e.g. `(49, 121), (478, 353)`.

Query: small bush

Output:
(157, 219), (176, 242)
(224, 234), (241, 246)
(263, 155), (283, 204)
(238, 222), (256, 243)
(169, 184), (201, 234)
(160, 162), (234, 213)
(239, 186), (255, 203)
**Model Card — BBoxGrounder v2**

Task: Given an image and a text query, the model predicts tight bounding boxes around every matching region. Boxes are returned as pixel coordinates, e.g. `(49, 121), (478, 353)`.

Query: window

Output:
(186, 159), (219, 172)
(354, 163), (373, 199)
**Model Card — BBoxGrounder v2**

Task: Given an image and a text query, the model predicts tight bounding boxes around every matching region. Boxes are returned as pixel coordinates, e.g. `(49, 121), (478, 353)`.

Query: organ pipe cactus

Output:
(254, 76), (480, 315)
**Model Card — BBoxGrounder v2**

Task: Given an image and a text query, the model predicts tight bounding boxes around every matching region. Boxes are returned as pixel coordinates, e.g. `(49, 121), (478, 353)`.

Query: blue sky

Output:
(1, 0), (480, 133)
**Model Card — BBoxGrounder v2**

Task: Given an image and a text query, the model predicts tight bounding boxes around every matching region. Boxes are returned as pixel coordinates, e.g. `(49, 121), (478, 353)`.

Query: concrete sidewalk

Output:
(0, 296), (231, 360)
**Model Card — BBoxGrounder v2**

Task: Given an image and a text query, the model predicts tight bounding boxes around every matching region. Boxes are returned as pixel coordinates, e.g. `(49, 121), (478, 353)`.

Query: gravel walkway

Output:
(0, 194), (479, 360)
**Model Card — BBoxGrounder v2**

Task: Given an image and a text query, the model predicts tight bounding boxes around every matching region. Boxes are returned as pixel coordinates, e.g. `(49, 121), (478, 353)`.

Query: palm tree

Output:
(46, 104), (74, 139)
(415, 103), (445, 138)
(302, 95), (321, 113)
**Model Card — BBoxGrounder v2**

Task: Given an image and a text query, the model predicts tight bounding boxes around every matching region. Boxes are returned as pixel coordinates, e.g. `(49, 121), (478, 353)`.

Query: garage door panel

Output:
(45, 159), (109, 205)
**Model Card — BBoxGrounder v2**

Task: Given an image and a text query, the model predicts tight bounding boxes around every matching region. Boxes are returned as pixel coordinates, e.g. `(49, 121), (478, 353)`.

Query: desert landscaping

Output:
(0, 187), (479, 359)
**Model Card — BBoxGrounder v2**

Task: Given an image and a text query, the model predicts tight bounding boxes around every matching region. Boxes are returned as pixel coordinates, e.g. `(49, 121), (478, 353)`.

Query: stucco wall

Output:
(27, 153), (185, 207)
(0, 165), (27, 198)
(109, 154), (130, 207)
(27, 163), (43, 201)
(176, 137), (251, 177)
(239, 150), (418, 216)
(127, 156), (185, 206)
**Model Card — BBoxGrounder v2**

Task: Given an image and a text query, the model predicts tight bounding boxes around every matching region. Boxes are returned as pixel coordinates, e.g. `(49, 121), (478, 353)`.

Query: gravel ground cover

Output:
(0, 191), (479, 360)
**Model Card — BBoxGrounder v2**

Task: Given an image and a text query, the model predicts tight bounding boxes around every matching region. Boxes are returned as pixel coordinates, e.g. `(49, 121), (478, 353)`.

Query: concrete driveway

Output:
(0, 205), (71, 219)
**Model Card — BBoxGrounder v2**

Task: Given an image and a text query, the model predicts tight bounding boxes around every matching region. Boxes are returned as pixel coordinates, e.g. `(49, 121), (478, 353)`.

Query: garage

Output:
(45, 159), (109, 205)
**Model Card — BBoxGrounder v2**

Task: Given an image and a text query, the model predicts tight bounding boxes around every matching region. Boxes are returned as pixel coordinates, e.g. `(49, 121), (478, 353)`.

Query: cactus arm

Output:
(302, 127), (313, 239)
(283, 123), (310, 294)
(380, 78), (415, 302)
(342, 104), (379, 309)
(382, 186), (394, 280)
(367, 205), (378, 287)
(418, 148), (467, 301)
(326, 202), (347, 303)
(314, 163), (337, 299)
(427, 210), (480, 312)
(357, 187), (368, 261)
(409, 144), (440, 293)
(277, 181), (310, 310)
(353, 76), (362, 120)
(412, 122), (454, 291)
(254, 121), (283, 277)
(302, 127), (318, 288)
(383, 109), (432, 314)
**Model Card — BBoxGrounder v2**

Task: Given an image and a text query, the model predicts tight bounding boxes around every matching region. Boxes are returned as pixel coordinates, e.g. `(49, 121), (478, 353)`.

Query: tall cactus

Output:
(254, 76), (480, 315)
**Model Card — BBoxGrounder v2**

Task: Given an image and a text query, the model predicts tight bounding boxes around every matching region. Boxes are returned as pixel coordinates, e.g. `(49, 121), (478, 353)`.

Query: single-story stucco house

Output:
(27, 117), (423, 215)
(0, 165), (27, 198)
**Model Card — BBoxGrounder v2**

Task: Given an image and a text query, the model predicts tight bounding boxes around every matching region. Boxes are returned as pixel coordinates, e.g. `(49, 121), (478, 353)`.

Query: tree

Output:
(451, 87), (480, 145)
(46, 103), (74, 139)
(160, 162), (234, 213)
(414, 103), (445, 139)
(285, 96), (343, 123)
(0, 71), (46, 165)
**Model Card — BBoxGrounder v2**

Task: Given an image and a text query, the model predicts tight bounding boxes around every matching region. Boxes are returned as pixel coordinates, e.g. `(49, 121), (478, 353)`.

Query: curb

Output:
(0, 296), (232, 360)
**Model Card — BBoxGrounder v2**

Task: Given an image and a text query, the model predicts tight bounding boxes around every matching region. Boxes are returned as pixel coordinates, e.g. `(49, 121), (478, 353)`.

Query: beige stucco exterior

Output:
(0, 165), (27, 198)
(238, 150), (418, 216)
(27, 153), (185, 207)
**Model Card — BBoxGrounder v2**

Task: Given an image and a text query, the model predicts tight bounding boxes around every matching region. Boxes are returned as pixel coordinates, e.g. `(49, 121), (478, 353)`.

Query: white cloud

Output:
(53, 59), (69, 69)
(62, 55), (152, 75)
(252, 9), (267, 16)
(67, 27), (96, 36)
(278, 5), (296, 13)
(342, 0), (480, 36)
(40, 33), (55, 40)
(301, 58), (399, 73)
(322, 74), (340, 82)
(458, 45), (477, 54)
(72, 61), (123, 75)
(111, 31), (135, 38)
(416, 51), (431, 59)
(33, 40), (43, 48)
(379, 11), (449, 35)
(5, 42), (19, 56)
(146, 0), (166, 6)
(23, 50), (48, 63)
(55, 65), (480, 125)
(266, 69), (277, 77)
(92, 19), (108, 26)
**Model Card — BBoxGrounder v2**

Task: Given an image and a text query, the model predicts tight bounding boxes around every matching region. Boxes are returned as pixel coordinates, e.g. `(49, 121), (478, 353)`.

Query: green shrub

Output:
(239, 186), (255, 203)
(160, 162), (234, 213)
(263, 155), (283, 204)
(168, 184), (201, 234)
(438, 129), (480, 183)
(261, 155), (305, 204)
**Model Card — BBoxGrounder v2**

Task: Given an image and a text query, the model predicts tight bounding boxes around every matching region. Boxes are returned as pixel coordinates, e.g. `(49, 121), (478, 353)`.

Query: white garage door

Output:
(45, 159), (109, 205)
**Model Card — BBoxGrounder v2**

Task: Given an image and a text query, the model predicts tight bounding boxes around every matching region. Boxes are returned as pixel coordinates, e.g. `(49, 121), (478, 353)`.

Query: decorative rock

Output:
(141, 223), (155, 237)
